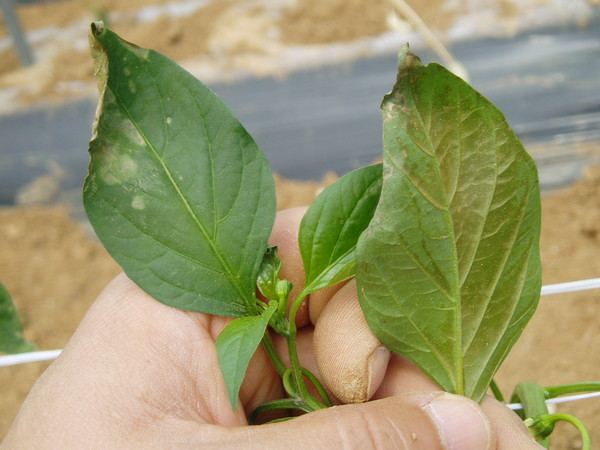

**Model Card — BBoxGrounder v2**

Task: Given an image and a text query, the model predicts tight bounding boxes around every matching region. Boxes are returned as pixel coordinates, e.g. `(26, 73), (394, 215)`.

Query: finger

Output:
(268, 207), (351, 329)
(480, 397), (544, 449)
(268, 207), (310, 327)
(307, 280), (348, 325)
(3, 274), (247, 446)
(373, 354), (441, 400)
(313, 279), (391, 403)
(219, 392), (495, 450)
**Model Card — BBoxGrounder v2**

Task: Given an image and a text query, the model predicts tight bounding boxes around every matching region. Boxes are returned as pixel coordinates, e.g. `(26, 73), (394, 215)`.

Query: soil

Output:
(1, 0), (592, 110)
(1, 0), (599, 448)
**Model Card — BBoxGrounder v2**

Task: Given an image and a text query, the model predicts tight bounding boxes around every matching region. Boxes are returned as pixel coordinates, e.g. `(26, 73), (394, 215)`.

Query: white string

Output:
(506, 391), (600, 410)
(0, 349), (62, 367)
(1, 278), (599, 409)
(1, 277), (599, 368)
(541, 277), (600, 295)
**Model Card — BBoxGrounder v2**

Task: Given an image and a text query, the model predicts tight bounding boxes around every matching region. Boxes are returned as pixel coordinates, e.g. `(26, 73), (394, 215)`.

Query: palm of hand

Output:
(2, 208), (540, 449)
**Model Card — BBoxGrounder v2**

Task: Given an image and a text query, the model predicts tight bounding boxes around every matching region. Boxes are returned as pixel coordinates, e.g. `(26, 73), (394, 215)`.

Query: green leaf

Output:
(299, 164), (382, 294)
(0, 282), (36, 354)
(356, 47), (542, 402)
(217, 302), (277, 410)
(84, 24), (276, 317)
(257, 246), (283, 301)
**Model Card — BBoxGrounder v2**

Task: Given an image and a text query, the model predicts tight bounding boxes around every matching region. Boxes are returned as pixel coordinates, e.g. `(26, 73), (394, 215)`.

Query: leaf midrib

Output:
(366, 261), (456, 386)
(327, 175), (381, 267)
(108, 83), (253, 309)
(307, 174), (379, 288)
(414, 85), (465, 395)
(387, 82), (465, 394)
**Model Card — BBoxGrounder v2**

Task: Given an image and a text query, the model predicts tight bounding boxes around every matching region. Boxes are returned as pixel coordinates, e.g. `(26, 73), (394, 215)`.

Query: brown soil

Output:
(279, 0), (391, 45)
(1, 0), (582, 108)
(1, 167), (600, 447)
(0, 0), (166, 35)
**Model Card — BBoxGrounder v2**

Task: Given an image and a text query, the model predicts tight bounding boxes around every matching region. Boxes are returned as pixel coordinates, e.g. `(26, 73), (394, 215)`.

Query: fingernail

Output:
(425, 393), (492, 450)
(366, 346), (391, 399)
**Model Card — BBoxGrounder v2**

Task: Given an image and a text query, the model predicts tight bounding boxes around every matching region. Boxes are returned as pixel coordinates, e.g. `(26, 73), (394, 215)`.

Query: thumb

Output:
(313, 279), (391, 403)
(231, 392), (494, 449)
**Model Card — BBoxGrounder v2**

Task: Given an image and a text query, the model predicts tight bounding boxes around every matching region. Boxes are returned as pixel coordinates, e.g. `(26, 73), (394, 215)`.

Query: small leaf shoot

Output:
(299, 163), (382, 294)
(216, 302), (277, 410)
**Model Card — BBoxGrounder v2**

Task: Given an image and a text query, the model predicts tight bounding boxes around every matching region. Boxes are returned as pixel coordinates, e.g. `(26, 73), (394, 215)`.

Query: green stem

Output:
(261, 334), (287, 377)
(549, 414), (591, 450)
(527, 413), (591, 450)
(302, 367), (333, 407)
(248, 398), (312, 425)
(286, 289), (326, 412)
(489, 379), (505, 403)
(282, 368), (298, 397)
(287, 290), (307, 394)
(544, 382), (600, 399)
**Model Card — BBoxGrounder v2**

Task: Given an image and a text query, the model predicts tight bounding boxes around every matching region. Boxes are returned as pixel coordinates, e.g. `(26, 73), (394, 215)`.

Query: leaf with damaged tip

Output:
(356, 46), (542, 402)
(84, 24), (276, 317)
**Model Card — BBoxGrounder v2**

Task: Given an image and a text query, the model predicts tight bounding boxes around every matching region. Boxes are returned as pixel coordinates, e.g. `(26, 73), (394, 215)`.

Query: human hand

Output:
(2, 207), (540, 449)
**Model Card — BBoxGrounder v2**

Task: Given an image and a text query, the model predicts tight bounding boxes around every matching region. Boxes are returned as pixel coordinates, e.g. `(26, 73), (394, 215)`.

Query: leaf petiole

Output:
(489, 379), (505, 403)
(284, 288), (327, 412)
(282, 368), (298, 397)
(261, 333), (287, 377)
(248, 398), (311, 425)
(287, 290), (308, 391)
(544, 382), (600, 399)
(301, 367), (332, 407)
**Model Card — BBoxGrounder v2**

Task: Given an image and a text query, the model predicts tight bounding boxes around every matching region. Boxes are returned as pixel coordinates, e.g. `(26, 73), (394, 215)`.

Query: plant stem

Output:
(547, 414), (591, 450)
(544, 382), (600, 399)
(489, 379), (505, 402)
(302, 367), (333, 407)
(527, 413), (591, 450)
(261, 334), (287, 377)
(286, 289), (326, 412)
(260, 285), (330, 413)
(248, 398), (313, 424)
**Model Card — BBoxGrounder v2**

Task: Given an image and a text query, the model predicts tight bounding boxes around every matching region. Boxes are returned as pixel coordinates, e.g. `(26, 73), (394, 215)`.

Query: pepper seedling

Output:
(82, 22), (599, 447)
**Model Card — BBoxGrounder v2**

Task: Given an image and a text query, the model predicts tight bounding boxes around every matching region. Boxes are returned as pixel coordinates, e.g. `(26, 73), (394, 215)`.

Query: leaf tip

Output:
(91, 21), (105, 36)
(396, 44), (423, 77)
(381, 44), (424, 113)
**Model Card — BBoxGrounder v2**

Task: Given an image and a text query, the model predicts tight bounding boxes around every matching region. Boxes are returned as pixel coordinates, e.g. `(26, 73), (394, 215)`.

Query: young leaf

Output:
(0, 282), (36, 354)
(299, 164), (382, 294)
(217, 302), (277, 410)
(257, 246), (283, 301)
(357, 47), (542, 402)
(84, 24), (276, 317)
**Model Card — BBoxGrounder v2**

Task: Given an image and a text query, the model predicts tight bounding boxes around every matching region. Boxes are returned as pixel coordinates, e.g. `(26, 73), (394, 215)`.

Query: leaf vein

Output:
(109, 85), (252, 308)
